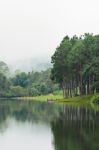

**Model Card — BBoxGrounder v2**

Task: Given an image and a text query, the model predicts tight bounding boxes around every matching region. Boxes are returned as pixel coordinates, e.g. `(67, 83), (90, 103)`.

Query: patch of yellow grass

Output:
(19, 94), (92, 103)
(19, 94), (63, 101)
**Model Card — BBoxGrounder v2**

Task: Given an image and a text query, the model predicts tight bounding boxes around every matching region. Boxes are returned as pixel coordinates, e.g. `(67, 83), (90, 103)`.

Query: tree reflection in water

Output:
(0, 100), (99, 150)
(51, 106), (99, 150)
(0, 100), (62, 130)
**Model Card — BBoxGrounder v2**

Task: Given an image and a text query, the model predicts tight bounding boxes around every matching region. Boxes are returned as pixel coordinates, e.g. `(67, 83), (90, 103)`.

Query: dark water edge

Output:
(0, 100), (99, 150)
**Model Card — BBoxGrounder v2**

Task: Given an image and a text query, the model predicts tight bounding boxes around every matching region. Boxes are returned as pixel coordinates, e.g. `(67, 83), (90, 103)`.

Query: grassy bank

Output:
(19, 94), (95, 104)
(2, 93), (98, 111)
(18, 94), (99, 109)
(19, 94), (63, 101)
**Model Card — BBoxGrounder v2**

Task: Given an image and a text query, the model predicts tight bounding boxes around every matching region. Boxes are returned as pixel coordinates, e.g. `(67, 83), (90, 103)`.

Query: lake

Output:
(0, 100), (99, 150)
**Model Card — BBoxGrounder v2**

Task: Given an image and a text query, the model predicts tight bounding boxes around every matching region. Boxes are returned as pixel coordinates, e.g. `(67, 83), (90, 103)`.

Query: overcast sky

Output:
(0, 0), (99, 63)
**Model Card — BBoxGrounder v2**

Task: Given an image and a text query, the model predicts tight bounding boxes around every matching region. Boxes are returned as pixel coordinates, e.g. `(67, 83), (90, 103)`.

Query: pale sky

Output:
(0, 0), (99, 63)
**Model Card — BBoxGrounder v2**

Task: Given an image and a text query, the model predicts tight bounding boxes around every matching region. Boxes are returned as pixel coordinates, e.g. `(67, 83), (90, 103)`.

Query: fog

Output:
(0, 0), (99, 66)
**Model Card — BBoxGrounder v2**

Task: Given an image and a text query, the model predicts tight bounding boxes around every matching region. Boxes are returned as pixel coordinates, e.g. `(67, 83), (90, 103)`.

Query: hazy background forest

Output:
(0, 33), (99, 99)
(0, 59), (61, 97)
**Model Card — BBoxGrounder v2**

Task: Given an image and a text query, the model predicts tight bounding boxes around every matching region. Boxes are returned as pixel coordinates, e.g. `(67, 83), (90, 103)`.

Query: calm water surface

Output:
(0, 100), (99, 150)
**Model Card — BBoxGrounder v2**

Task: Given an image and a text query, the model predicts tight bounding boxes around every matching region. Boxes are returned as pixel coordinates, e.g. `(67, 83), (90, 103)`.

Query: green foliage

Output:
(53, 90), (63, 95)
(0, 68), (58, 97)
(28, 87), (40, 96)
(0, 61), (9, 75)
(0, 33), (99, 98)
(91, 94), (99, 104)
(0, 72), (10, 97)
(7, 86), (27, 97)
(51, 36), (72, 84)
(51, 33), (99, 98)
(11, 72), (28, 87)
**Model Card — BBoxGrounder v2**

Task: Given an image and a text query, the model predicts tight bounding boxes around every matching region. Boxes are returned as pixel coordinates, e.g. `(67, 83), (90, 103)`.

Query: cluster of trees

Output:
(0, 61), (59, 97)
(51, 33), (99, 98)
(0, 61), (10, 97)
(9, 69), (57, 97)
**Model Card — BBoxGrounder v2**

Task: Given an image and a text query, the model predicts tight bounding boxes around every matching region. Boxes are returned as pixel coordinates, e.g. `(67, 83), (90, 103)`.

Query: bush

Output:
(53, 90), (63, 95)
(28, 87), (40, 96)
(8, 86), (27, 97)
(91, 94), (99, 104)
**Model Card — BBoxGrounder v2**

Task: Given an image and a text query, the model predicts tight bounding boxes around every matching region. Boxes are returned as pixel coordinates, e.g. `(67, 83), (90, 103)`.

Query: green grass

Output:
(53, 90), (63, 95)
(12, 93), (98, 114)
(18, 94), (99, 111)
(19, 94), (92, 103)
(19, 94), (63, 101)
(19, 93), (99, 105)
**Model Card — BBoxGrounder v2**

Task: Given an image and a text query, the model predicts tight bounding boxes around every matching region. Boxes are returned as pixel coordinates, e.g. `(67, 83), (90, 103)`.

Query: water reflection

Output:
(51, 106), (99, 150)
(0, 100), (62, 126)
(0, 119), (54, 150)
(0, 100), (99, 150)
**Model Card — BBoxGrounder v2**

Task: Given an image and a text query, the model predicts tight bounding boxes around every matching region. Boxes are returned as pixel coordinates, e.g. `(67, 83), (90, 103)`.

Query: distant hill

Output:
(9, 57), (52, 73)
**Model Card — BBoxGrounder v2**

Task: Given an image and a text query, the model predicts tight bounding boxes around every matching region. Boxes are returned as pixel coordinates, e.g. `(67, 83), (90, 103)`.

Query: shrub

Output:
(91, 94), (99, 104)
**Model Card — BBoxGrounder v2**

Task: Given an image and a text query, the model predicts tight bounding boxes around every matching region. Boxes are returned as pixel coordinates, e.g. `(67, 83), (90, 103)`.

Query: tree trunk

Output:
(96, 87), (99, 93)
(87, 76), (90, 95)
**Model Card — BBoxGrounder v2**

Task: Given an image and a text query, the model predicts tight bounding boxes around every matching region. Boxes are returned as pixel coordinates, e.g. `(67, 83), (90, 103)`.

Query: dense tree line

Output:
(51, 33), (99, 98)
(0, 62), (10, 96)
(0, 61), (59, 97)
(9, 69), (56, 97)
